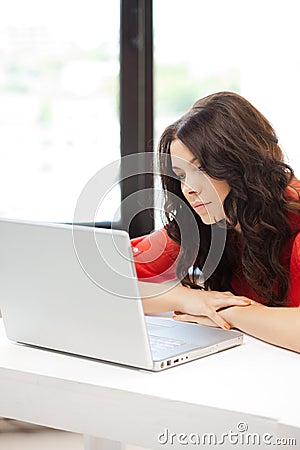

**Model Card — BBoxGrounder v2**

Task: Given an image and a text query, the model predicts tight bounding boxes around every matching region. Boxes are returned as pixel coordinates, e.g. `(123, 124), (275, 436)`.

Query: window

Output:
(153, 0), (300, 176)
(0, 0), (120, 222)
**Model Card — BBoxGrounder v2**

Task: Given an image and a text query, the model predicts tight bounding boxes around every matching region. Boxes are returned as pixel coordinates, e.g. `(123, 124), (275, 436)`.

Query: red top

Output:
(131, 186), (300, 307)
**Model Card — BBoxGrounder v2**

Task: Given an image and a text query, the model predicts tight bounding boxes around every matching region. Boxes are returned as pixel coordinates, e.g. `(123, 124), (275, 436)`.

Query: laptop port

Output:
(173, 358), (179, 364)
(167, 360), (172, 366)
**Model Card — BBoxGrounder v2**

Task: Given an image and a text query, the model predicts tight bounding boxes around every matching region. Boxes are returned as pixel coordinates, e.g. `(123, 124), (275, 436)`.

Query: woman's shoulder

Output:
(288, 231), (300, 307)
(131, 227), (180, 256)
(130, 227), (180, 282)
(290, 231), (300, 265)
(286, 178), (300, 235)
(286, 177), (300, 201)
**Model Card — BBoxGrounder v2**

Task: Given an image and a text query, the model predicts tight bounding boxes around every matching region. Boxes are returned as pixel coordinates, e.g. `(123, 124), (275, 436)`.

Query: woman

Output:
(131, 91), (300, 353)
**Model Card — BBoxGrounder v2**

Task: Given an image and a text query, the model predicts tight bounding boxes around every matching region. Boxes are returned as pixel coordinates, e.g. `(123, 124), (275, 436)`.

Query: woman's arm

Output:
(173, 301), (300, 353)
(141, 280), (300, 352)
(139, 281), (251, 329)
(139, 281), (183, 313)
(222, 303), (300, 353)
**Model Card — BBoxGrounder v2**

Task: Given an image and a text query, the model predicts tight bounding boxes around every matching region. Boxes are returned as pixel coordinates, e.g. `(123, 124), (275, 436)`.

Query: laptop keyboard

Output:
(149, 334), (186, 351)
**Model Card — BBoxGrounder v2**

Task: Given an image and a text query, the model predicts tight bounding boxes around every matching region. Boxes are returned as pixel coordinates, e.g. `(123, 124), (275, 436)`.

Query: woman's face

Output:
(170, 138), (231, 225)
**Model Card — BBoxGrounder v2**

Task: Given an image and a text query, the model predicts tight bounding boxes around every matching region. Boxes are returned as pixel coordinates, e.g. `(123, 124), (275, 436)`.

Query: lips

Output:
(191, 202), (211, 209)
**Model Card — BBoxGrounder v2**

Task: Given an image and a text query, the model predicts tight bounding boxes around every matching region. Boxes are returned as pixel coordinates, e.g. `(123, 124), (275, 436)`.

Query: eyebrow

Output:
(171, 157), (198, 170)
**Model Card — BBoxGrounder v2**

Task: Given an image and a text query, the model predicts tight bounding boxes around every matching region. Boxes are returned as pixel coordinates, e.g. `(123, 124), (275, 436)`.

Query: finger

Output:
(173, 313), (230, 330)
(208, 310), (231, 330)
(173, 314), (221, 328)
(234, 296), (253, 303)
(200, 304), (231, 329)
(213, 296), (251, 308)
(211, 291), (250, 300)
(172, 314), (213, 326)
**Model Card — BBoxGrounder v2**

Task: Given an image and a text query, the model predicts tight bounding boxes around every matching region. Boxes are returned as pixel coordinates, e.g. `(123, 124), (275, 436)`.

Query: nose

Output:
(182, 180), (199, 196)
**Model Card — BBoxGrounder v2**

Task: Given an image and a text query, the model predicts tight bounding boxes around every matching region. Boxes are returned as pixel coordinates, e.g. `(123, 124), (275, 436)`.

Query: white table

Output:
(0, 319), (299, 450)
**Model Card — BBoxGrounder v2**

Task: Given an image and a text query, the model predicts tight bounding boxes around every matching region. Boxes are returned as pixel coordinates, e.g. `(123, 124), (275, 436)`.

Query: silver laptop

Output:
(0, 219), (243, 371)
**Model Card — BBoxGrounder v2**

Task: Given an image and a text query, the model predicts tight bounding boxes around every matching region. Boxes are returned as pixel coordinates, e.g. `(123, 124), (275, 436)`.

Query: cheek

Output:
(212, 181), (230, 201)
(181, 173), (204, 193)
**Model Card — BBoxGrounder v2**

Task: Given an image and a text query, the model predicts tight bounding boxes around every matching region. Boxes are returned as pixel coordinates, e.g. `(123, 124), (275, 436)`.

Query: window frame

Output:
(80, 0), (154, 237)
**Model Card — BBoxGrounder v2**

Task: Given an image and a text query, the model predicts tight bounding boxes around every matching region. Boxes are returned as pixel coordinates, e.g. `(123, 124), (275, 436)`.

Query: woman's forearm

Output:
(222, 304), (300, 353)
(139, 282), (254, 331)
(139, 281), (184, 314)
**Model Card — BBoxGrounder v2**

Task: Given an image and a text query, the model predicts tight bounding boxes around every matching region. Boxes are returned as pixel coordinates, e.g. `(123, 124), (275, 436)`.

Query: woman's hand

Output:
(140, 282), (251, 330)
(175, 289), (252, 330)
(173, 298), (261, 329)
(174, 301), (300, 353)
(173, 313), (223, 328)
(141, 283), (300, 353)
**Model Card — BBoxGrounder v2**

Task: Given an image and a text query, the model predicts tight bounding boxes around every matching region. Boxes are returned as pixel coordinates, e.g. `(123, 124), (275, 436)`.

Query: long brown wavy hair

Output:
(158, 91), (300, 306)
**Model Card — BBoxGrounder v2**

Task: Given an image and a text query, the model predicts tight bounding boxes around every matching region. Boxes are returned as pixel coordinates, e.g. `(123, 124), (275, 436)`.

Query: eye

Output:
(173, 172), (185, 181)
(170, 167), (186, 181)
